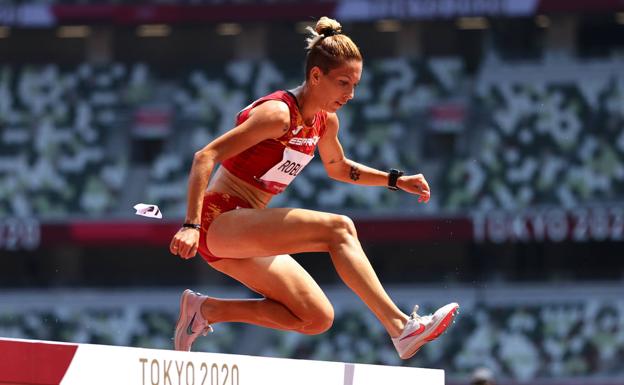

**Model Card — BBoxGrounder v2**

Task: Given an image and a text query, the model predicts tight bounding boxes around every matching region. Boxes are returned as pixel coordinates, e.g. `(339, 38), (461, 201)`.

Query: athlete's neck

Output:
(291, 83), (319, 126)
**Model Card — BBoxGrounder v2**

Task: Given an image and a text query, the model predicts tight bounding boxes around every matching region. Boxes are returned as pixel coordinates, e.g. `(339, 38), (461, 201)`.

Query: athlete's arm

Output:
(318, 113), (387, 185)
(170, 100), (291, 258)
(318, 113), (430, 203)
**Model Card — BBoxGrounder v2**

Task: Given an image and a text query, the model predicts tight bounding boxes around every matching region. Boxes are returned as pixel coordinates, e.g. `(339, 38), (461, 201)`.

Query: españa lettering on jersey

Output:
(221, 90), (328, 194)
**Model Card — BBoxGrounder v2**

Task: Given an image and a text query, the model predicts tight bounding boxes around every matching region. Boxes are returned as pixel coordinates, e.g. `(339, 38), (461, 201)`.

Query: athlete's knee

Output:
(291, 294), (334, 335)
(327, 214), (358, 242)
(299, 303), (334, 335)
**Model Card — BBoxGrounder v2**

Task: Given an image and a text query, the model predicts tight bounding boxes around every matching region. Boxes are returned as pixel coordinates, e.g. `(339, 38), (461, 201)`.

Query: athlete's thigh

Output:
(209, 254), (333, 318)
(205, 207), (338, 258)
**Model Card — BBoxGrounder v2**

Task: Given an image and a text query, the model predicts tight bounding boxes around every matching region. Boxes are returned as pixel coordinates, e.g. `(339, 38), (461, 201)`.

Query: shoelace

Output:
(409, 305), (433, 326)
(190, 314), (213, 336)
(200, 324), (213, 336)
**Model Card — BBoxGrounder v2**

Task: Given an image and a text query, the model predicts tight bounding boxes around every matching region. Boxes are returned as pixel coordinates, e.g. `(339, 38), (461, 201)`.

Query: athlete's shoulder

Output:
(244, 99), (291, 133)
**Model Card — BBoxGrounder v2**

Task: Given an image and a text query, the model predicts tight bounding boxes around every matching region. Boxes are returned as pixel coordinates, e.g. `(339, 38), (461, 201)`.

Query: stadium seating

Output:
(1, 58), (464, 217)
(3, 57), (624, 217)
(441, 59), (624, 211)
(1, 286), (622, 382)
(0, 63), (129, 217)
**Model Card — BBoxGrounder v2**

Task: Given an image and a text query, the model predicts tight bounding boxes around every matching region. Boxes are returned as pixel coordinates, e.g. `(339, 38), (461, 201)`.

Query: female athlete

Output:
(170, 16), (459, 360)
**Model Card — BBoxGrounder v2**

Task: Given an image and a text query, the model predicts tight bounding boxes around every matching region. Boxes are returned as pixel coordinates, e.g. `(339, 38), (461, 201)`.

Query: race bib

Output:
(258, 147), (314, 189)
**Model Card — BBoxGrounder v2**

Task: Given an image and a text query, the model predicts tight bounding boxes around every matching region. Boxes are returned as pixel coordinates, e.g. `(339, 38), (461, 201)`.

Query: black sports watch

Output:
(387, 168), (404, 191)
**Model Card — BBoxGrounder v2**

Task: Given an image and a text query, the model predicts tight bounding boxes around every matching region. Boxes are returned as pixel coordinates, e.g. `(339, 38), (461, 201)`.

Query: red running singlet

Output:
(221, 90), (328, 194)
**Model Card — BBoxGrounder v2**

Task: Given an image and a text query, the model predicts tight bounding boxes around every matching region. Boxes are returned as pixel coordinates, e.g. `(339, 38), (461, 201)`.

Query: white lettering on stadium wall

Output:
(139, 358), (239, 385)
(341, 0), (510, 20)
(0, 218), (40, 251)
(472, 207), (624, 243)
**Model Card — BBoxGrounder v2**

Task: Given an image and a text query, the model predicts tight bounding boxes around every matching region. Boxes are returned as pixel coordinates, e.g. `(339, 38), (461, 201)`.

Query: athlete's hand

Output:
(398, 174), (430, 203)
(170, 227), (200, 259)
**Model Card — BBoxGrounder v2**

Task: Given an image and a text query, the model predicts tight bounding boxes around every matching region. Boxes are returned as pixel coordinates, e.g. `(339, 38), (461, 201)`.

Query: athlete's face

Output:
(311, 60), (362, 112)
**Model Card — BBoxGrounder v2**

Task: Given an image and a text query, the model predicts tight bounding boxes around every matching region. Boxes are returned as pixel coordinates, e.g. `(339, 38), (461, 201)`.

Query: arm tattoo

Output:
(349, 166), (361, 181)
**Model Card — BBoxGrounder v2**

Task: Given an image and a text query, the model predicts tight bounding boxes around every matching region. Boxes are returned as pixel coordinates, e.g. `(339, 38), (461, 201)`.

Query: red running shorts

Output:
(197, 191), (252, 263)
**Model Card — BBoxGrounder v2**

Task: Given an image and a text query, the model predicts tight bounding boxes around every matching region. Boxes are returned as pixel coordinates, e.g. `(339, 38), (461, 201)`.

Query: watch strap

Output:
(387, 169), (404, 191)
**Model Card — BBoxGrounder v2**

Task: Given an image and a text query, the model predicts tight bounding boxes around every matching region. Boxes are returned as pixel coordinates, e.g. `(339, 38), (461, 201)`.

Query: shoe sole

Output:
(173, 289), (192, 351)
(401, 303), (459, 359)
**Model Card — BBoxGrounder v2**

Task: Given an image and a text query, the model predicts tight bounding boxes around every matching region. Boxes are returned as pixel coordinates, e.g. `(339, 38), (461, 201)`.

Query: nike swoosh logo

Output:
(399, 323), (426, 341)
(292, 125), (303, 135)
(186, 313), (196, 335)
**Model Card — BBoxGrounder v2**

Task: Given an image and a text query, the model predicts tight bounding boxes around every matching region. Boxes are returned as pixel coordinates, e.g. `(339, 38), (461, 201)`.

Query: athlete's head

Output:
(304, 17), (362, 112)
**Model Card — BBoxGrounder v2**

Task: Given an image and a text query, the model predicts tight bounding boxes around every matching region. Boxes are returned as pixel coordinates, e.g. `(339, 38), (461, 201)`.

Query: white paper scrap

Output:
(133, 203), (162, 219)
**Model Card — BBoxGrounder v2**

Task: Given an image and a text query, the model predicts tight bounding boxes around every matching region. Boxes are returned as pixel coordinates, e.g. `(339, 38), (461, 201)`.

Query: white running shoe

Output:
(392, 302), (459, 359)
(174, 289), (213, 351)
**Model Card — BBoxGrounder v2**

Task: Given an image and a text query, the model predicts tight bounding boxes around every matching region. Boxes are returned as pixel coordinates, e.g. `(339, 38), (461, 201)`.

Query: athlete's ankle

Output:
(387, 314), (409, 338)
(199, 296), (216, 324)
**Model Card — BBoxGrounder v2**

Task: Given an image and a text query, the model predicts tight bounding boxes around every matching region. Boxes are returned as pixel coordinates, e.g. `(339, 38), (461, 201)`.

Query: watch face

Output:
(390, 169), (403, 178)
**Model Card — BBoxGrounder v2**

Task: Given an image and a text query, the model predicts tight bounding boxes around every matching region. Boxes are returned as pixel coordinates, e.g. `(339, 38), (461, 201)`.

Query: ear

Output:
(309, 66), (322, 86)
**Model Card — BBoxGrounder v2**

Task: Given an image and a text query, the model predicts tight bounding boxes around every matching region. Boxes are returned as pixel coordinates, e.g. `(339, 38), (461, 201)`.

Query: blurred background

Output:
(1, 0), (623, 384)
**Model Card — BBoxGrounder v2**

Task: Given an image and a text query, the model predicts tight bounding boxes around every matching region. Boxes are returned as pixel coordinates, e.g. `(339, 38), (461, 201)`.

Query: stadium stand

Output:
(0, 63), (130, 217)
(3, 57), (623, 217)
(1, 285), (622, 382)
(1, 57), (467, 217)
(442, 58), (624, 212)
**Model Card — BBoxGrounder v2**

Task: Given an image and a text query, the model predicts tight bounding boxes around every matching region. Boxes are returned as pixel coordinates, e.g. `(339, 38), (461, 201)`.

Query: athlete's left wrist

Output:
(387, 169), (404, 191)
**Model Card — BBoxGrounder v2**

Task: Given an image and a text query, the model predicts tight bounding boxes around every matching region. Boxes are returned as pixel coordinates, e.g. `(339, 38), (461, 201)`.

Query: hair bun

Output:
(315, 16), (342, 36)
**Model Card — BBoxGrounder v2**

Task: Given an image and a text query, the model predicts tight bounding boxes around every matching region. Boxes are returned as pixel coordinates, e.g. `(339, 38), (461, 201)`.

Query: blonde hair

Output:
(304, 16), (362, 79)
